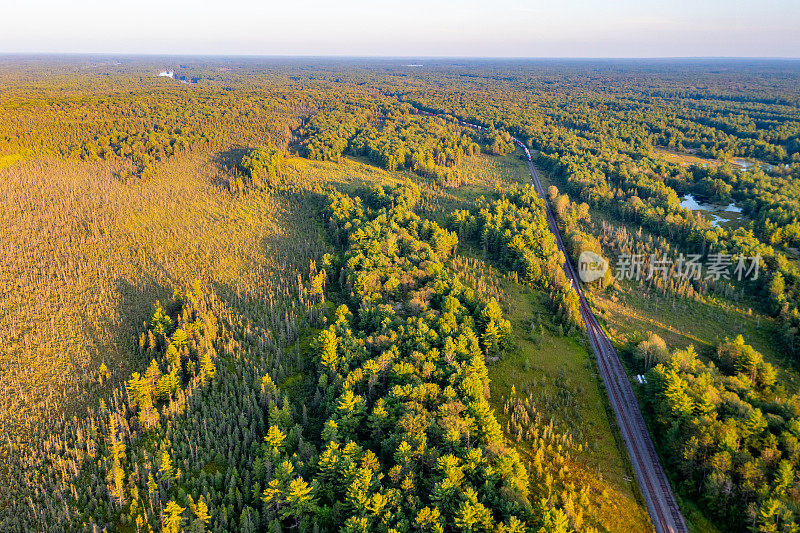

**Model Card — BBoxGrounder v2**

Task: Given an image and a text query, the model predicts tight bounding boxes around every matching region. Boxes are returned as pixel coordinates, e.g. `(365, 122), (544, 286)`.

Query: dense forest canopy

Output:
(2, 56), (800, 532)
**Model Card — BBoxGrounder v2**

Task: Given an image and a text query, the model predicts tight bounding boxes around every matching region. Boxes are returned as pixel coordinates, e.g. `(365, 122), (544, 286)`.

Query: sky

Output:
(1, 0), (799, 58)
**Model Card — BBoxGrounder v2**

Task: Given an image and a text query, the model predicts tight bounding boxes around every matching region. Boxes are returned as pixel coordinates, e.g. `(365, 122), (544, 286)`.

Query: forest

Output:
(1, 56), (800, 532)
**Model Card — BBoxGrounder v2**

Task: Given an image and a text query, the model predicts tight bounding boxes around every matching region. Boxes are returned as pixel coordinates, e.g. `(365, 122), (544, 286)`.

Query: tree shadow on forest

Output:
(207, 186), (330, 347)
(209, 146), (249, 189)
(213, 146), (249, 171)
(81, 274), (174, 400)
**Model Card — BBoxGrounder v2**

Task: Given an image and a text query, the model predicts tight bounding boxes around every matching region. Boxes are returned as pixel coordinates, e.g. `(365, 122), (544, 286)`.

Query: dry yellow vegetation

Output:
(0, 146), (327, 442)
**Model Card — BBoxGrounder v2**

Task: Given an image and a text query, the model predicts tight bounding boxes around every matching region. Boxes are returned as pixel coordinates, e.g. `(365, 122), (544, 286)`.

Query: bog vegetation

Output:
(1, 56), (800, 532)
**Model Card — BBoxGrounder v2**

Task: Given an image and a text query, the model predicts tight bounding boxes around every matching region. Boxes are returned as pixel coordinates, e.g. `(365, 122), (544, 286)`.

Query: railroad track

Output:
(418, 108), (687, 532)
(527, 151), (689, 533)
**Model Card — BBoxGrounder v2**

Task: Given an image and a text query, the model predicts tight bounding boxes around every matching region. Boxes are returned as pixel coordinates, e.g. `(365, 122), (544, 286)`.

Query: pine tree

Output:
(264, 426), (287, 458)
(163, 501), (185, 533)
(160, 450), (175, 487)
(281, 477), (316, 527)
(106, 415), (127, 506)
(188, 495), (212, 531)
(200, 350), (216, 382)
(318, 329), (339, 372)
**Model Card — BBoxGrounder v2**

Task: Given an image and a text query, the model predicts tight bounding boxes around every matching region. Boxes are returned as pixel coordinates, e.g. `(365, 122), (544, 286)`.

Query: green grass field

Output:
(491, 279), (653, 532)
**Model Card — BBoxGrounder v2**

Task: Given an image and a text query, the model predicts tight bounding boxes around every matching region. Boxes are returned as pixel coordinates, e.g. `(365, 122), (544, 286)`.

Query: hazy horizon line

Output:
(2, 52), (800, 61)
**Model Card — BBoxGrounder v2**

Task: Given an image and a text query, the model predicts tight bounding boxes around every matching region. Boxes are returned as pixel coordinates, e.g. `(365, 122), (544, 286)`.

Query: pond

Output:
(731, 158), (775, 173)
(680, 194), (742, 227)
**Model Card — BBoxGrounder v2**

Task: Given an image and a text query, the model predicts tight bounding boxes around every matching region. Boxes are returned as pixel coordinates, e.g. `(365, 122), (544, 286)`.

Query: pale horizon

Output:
(2, 0), (799, 58)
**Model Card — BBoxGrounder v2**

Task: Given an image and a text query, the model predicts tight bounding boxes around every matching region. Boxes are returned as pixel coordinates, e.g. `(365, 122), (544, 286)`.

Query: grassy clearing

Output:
(654, 147), (721, 168)
(491, 279), (652, 532)
(289, 154), (399, 192)
(590, 281), (799, 393)
(0, 152), (28, 170)
(417, 152), (531, 219)
(448, 244), (651, 531)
